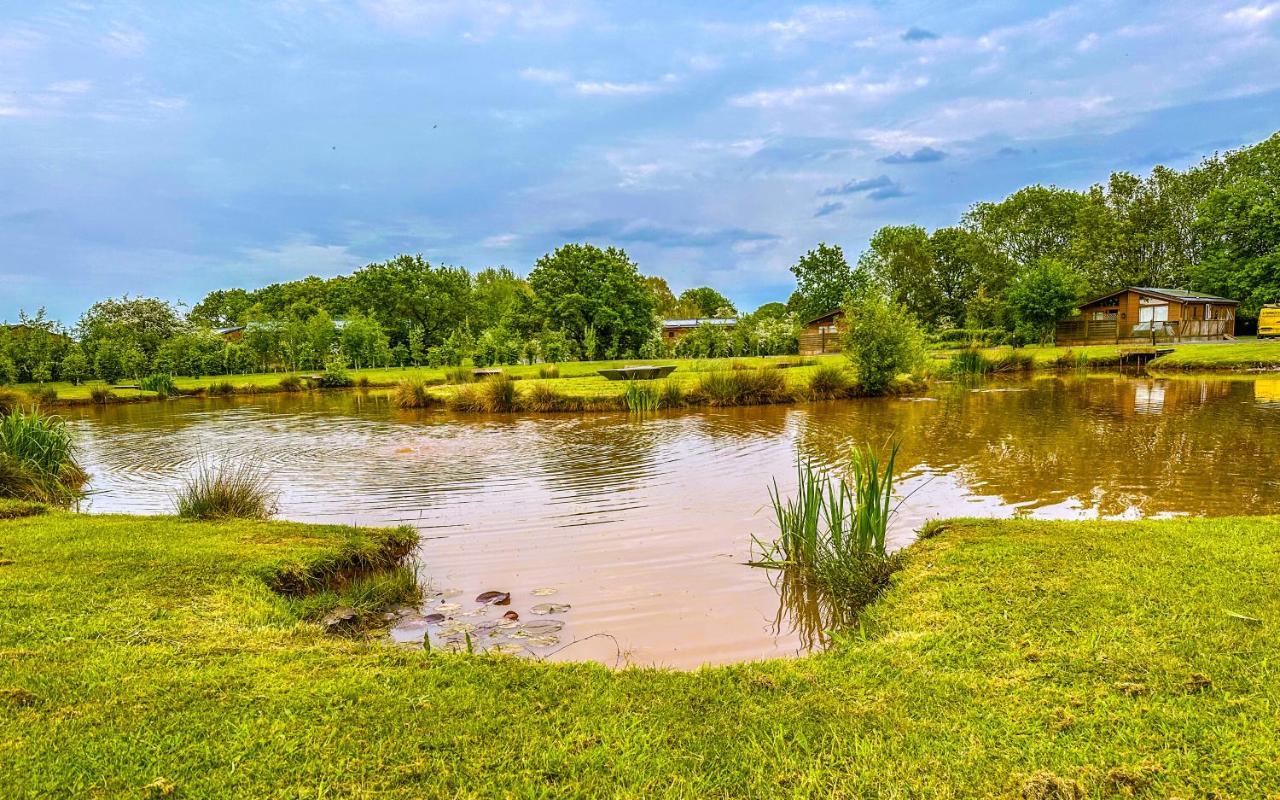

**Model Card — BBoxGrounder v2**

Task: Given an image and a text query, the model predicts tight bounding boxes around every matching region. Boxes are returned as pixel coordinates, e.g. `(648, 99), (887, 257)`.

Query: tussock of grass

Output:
(174, 463), (278, 520)
(521, 382), (581, 412)
(88, 385), (116, 404)
(538, 364), (560, 379)
(276, 376), (304, 392)
(393, 379), (437, 410)
(807, 364), (852, 400)
(0, 389), (27, 415)
(0, 409), (87, 506)
(0, 498), (47, 519)
(692, 368), (791, 406)
(206, 381), (236, 397)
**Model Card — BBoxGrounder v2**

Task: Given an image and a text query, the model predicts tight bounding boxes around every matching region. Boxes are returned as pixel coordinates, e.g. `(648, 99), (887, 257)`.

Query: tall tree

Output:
(788, 243), (865, 322)
(527, 244), (655, 359)
(676, 287), (736, 318)
(859, 226), (942, 326)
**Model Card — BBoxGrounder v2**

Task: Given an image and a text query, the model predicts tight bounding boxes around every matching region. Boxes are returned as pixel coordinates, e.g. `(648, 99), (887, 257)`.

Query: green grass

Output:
(0, 409), (88, 505)
(1148, 339), (1280, 370)
(174, 462), (279, 520)
(2, 511), (1278, 796)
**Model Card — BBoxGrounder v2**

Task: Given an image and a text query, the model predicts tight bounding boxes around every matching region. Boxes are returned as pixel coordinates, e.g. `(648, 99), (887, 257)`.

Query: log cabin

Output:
(799, 309), (844, 355)
(1056, 287), (1237, 345)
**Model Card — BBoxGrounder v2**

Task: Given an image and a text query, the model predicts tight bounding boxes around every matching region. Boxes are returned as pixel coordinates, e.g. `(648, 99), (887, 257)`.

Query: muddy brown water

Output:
(64, 374), (1280, 667)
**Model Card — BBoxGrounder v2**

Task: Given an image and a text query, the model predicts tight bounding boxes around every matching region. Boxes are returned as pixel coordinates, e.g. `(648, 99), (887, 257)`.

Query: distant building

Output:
(213, 326), (246, 341)
(660, 317), (737, 346)
(799, 309), (844, 355)
(1058, 287), (1238, 344)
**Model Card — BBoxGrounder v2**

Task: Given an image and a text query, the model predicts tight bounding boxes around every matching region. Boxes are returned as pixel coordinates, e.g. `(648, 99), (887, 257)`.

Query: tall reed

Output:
(623, 381), (660, 413)
(174, 462), (278, 520)
(0, 409), (88, 505)
(694, 368), (790, 406)
(751, 443), (903, 617)
(393, 379), (437, 409)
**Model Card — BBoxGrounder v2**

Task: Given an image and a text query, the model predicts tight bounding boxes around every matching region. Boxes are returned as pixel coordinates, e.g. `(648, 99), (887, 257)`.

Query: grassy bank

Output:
(1148, 340), (1280, 370)
(3, 512), (1277, 797)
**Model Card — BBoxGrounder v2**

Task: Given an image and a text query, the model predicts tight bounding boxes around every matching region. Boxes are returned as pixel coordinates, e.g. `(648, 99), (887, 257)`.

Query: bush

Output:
(318, 355), (353, 388)
(393, 380), (437, 409)
(89, 385), (116, 405)
(807, 364), (851, 400)
(929, 328), (1010, 348)
(693, 369), (790, 406)
(28, 386), (58, 406)
(843, 292), (926, 394)
(277, 375), (304, 392)
(174, 462), (278, 520)
(0, 409), (88, 506)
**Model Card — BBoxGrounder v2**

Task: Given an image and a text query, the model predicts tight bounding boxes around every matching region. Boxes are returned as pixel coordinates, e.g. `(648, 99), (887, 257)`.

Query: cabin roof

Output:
(802, 308), (843, 326)
(213, 326), (246, 335)
(661, 317), (737, 329)
(1080, 287), (1238, 307)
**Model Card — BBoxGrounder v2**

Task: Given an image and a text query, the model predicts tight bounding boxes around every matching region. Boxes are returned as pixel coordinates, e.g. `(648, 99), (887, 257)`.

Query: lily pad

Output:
(487, 642), (527, 656)
(518, 619), (565, 636)
(531, 587), (558, 596)
(422, 613), (446, 624)
(502, 610), (519, 621)
(531, 602), (571, 615)
(436, 602), (462, 614)
(476, 590), (511, 606)
(524, 634), (561, 647)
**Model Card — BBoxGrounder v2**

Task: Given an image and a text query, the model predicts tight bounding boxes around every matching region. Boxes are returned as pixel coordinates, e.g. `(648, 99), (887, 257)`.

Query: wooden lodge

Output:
(1056, 287), (1238, 345)
(799, 309), (845, 355)
(660, 317), (736, 347)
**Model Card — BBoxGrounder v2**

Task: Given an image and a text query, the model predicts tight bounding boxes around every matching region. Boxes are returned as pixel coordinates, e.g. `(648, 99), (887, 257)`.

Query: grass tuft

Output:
(174, 462), (278, 520)
(807, 364), (851, 400)
(538, 364), (560, 379)
(0, 409), (87, 506)
(693, 368), (791, 406)
(0, 389), (27, 415)
(393, 380), (437, 410)
(206, 381), (236, 397)
(89, 385), (116, 404)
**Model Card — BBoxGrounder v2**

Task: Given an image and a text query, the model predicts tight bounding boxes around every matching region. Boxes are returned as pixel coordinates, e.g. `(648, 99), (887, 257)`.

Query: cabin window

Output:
(1138, 304), (1168, 323)
(818, 325), (837, 335)
(1204, 303), (1213, 320)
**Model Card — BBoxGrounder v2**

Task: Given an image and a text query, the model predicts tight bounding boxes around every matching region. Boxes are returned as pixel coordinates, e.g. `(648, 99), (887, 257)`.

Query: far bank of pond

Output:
(64, 373), (1280, 667)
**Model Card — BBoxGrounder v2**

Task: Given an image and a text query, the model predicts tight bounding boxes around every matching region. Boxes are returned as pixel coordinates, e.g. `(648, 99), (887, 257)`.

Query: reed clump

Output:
(174, 462), (278, 520)
(949, 348), (991, 376)
(277, 375), (304, 392)
(623, 381), (660, 413)
(206, 381), (236, 397)
(751, 443), (904, 617)
(807, 364), (852, 400)
(538, 364), (560, 379)
(0, 409), (88, 506)
(0, 389), (27, 415)
(89, 385), (117, 404)
(448, 374), (517, 413)
(522, 382), (580, 412)
(393, 379), (438, 409)
(693, 368), (791, 407)
(658, 379), (685, 409)
(447, 366), (472, 385)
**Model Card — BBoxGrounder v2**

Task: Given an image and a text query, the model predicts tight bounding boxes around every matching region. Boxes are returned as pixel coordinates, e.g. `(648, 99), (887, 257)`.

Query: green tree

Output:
(788, 243), (867, 322)
(928, 227), (987, 326)
(76, 296), (183, 371)
(189, 288), (255, 327)
(339, 312), (390, 369)
(528, 244), (655, 358)
(676, 287), (736, 318)
(842, 290), (925, 394)
(1004, 259), (1086, 344)
(643, 276), (679, 317)
(60, 349), (90, 385)
(1191, 175), (1280, 319)
(349, 255), (473, 348)
(859, 226), (942, 326)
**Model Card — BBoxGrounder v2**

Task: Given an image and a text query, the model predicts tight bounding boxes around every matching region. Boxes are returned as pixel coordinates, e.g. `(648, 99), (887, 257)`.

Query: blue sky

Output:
(2, 1), (1279, 322)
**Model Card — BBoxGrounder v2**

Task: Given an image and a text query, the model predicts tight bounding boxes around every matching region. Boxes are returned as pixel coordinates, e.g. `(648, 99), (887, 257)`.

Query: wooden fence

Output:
(1055, 318), (1231, 345)
(799, 330), (842, 355)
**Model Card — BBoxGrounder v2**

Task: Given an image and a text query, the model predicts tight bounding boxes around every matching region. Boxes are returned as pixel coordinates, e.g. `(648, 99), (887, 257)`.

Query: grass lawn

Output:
(3, 511), (1278, 797)
(1149, 339), (1280, 370)
(14, 354), (843, 406)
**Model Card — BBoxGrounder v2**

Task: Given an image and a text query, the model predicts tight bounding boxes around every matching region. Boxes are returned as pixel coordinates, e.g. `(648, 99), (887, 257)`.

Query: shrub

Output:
(174, 462), (278, 520)
(843, 292), (925, 394)
(277, 375), (304, 392)
(318, 355), (353, 388)
(0, 409), (88, 506)
(479, 374), (516, 412)
(393, 380), (437, 409)
(807, 364), (851, 400)
(538, 364), (560, 380)
(693, 369), (790, 406)
(89, 385), (116, 405)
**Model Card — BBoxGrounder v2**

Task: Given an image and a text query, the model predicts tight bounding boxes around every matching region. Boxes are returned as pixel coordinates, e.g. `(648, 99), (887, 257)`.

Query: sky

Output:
(2, 1), (1279, 323)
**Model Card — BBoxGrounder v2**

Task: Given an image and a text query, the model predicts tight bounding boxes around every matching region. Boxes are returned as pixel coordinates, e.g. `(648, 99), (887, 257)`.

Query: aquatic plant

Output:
(693, 368), (790, 407)
(0, 409), (88, 506)
(538, 364), (560, 380)
(277, 375), (304, 392)
(658, 379), (685, 409)
(989, 349), (1035, 373)
(394, 379), (437, 409)
(479, 374), (517, 412)
(623, 380), (660, 413)
(447, 366), (472, 385)
(174, 462), (278, 520)
(140, 373), (178, 398)
(807, 364), (851, 400)
(949, 348), (992, 376)
(752, 443), (903, 617)
(206, 381), (236, 396)
(89, 385), (116, 404)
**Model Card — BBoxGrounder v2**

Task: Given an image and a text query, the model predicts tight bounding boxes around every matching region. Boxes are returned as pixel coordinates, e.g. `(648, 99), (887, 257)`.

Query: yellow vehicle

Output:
(1260, 304), (1280, 339)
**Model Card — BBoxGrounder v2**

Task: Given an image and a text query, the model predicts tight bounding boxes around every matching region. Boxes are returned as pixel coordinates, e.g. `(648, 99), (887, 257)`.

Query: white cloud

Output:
(1224, 3), (1279, 26)
(47, 80), (93, 94)
(360, 0), (580, 39)
(574, 80), (661, 96)
(1076, 32), (1100, 52)
(731, 72), (925, 109)
(102, 28), (147, 57)
(519, 67), (570, 84)
(482, 233), (520, 248)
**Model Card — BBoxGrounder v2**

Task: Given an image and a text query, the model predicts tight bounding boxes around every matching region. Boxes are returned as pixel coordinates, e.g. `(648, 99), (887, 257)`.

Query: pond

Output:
(65, 374), (1280, 667)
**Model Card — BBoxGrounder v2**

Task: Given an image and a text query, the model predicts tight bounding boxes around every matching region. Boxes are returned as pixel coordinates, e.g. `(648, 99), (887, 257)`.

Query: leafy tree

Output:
(673, 322), (736, 358)
(349, 255), (473, 348)
(750, 302), (789, 321)
(963, 185), (1088, 269)
(60, 350), (90, 385)
(189, 288), (254, 327)
(859, 226), (942, 326)
(1004, 258), (1086, 344)
(472, 267), (527, 331)
(76, 296), (184, 370)
(643, 276), (679, 317)
(842, 290), (925, 394)
(339, 312), (390, 369)
(676, 287), (736, 318)
(527, 244), (655, 358)
(788, 243), (867, 322)
(0, 353), (15, 385)
(928, 227), (987, 326)
(1191, 176), (1280, 319)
